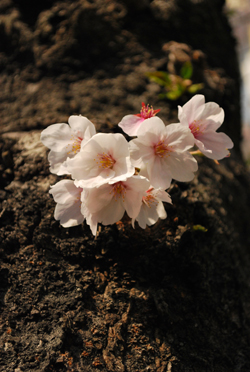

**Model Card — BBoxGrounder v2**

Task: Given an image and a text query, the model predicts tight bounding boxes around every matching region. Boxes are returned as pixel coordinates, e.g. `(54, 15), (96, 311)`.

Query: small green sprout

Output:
(145, 61), (204, 100)
(192, 224), (208, 232)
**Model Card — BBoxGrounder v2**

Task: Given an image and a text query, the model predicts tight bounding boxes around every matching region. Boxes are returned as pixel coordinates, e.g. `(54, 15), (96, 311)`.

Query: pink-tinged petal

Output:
(133, 187), (171, 229)
(178, 95), (205, 124)
(82, 169), (116, 188)
(111, 135), (133, 161)
(195, 131), (233, 160)
(198, 119), (222, 132)
(155, 201), (167, 220)
(41, 123), (72, 152)
(118, 115), (144, 136)
(82, 184), (113, 213)
(81, 205), (98, 236)
(149, 157), (172, 189)
(123, 176), (150, 218)
(164, 123), (194, 151)
(54, 201), (84, 227)
(97, 197), (125, 225)
(167, 152), (198, 182)
(68, 115), (96, 139)
(69, 133), (133, 187)
(132, 206), (148, 229)
(48, 151), (70, 175)
(137, 202), (166, 228)
(49, 179), (81, 204)
(197, 102), (224, 125)
(137, 116), (166, 137)
(125, 175), (150, 192)
(85, 133), (122, 156)
(65, 151), (99, 181)
(49, 180), (84, 228)
(177, 105), (189, 127)
(113, 157), (135, 180)
(129, 140), (155, 165)
(152, 189), (172, 204)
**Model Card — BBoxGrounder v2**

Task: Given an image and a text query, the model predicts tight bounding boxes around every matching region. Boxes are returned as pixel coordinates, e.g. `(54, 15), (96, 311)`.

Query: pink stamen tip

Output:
(135, 102), (160, 119)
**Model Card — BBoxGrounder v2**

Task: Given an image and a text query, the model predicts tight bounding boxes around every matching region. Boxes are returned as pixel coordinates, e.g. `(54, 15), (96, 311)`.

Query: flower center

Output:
(189, 120), (203, 138)
(112, 182), (126, 201)
(69, 135), (83, 155)
(142, 190), (158, 208)
(154, 141), (171, 158)
(135, 102), (161, 119)
(96, 153), (116, 169)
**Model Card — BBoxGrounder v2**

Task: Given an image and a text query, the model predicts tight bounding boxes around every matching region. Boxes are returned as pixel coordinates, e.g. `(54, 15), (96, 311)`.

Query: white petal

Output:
(155, 201), (168, 219)
(118, 115), (144, 136)
(197, 102), (224, 124)
(195, 131), (234, 160)
(149, 157), (172, 189)
(54, 201), (84, 227)
(167, 152), (198, 182)
(178, 95), (205, 124)
(124, 183), (150, 219)
(49, 179), (81, 204)
(65, 150), (100, 181)
(112, 156), (135, 180)
(135, 200), (166, 229)
(97, 197), (125, 225)
(41, 123), (72, 152)
(48, 151), (70, 175)
(152, 189), (172, 204)
(137, 116), (166, 137)
(164, 123), (194, 151)
(129, 140), (154, 166)
(81, 205), (98, 236)
(68, 115), (96, 139)
(82, 184), (113, 213)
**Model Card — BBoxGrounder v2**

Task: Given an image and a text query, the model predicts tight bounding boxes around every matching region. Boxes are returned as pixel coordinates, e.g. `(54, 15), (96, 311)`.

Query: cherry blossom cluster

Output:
(41, 95), (233, 236)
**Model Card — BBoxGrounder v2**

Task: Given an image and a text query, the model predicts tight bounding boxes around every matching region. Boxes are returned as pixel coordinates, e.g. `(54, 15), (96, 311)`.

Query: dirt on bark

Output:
(1, 1), (250, 371)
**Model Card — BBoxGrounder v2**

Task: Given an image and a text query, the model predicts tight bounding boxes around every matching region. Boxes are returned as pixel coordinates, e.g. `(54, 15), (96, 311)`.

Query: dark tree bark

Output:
(0, 1), (250, 371)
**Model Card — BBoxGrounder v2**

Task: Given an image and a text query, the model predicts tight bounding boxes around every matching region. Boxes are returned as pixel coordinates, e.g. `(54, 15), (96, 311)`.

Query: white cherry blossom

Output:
(66, 133), (135, 188)
(49, 179), (84, 227)
(118, 102), (160, 136)
(132, 187), (172, 229)
(178, 94), (233, 160)
(81, 176), (150, 235)
(129, 116), (197, 189)
(41, 115), (96, 175)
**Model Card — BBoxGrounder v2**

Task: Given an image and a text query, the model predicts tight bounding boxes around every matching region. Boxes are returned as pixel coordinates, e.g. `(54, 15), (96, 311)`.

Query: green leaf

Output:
(180, 61), (193, 79)
(165, 90), (182, 100)
(188, 83), (204, 94)
(192, 224), (208, 232)
(145, 71), (171, 86)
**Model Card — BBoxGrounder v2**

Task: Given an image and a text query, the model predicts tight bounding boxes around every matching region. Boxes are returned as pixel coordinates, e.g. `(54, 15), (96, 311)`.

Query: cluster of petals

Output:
(129, 117), (198, 189)
(40, 115), (96, 175)
(41, 95), (233, 236)
(178, 95), (234, 160)
(118, 102), (160, 136)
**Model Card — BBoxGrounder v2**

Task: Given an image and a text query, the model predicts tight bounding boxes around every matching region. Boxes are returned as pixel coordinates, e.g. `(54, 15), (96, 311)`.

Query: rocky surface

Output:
(0, 1), (250, 371)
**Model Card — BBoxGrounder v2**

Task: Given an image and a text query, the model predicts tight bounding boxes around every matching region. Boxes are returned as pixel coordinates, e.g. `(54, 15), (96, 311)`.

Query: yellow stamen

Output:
(112, 182), (126, 202)
(154, 141), (171, 158)
(143, 193), (158, 208)
(96, 153), (116, 169)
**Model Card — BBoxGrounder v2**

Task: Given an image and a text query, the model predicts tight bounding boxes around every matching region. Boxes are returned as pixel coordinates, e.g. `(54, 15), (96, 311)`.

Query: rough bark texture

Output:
(0, 1), (250, 371)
